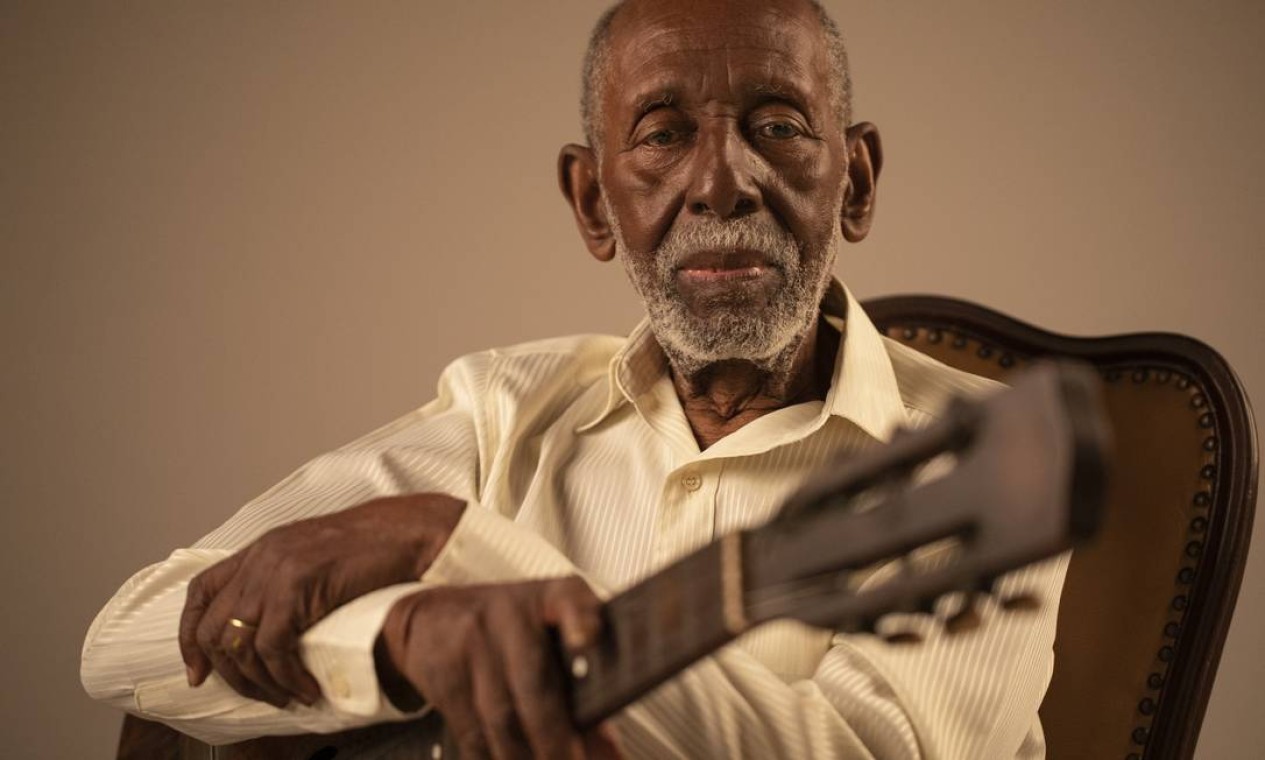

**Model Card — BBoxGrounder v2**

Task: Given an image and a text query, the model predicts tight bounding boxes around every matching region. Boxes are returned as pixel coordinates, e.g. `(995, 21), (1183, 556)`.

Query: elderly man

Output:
(82, 0), (1066, 757)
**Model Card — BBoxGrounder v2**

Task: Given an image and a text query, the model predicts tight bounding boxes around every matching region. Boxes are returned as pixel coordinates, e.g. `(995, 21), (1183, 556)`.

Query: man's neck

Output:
(667, 317), (839, 450)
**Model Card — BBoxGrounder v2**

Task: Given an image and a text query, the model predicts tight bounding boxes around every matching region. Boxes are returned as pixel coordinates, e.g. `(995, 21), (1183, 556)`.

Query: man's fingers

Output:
(404, 603), (492, 760)
(255, 613), (321, 706)
(208, 568), (301, 707)
(499, 600), (578, 760)
(193, 574), (289, 705)
(219, 622), (292, 708)
(205, 648), (289, 708)
(582, 723), (625, 760)
(542, 577), (603, 650)
(179, 557), (241, 686)
(434, 676), (492, 760)
(555, 599), (603, 651)
(470, 642), (530, 760)
(179, 579), (212, 685)
(383, 583), (599, 759)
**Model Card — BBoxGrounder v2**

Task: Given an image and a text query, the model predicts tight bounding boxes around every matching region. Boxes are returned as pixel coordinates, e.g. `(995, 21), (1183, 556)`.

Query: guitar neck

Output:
(568, 535), (747, 730)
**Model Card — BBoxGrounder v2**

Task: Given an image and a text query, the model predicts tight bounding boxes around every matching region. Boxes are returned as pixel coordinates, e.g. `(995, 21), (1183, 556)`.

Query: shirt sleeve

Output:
(80, 354), (499, 745)
(422, 500), (1069, 760)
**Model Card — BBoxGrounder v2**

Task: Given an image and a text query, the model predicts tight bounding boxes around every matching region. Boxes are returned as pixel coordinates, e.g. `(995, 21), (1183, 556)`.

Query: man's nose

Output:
(685, 125), (762, 219)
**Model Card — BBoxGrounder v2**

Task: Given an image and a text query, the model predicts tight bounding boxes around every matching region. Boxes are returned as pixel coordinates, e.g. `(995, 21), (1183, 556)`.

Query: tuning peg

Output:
(881, 630), (924, 645)
(944, 595), (982, 634)
(999, 593), (1041, 612)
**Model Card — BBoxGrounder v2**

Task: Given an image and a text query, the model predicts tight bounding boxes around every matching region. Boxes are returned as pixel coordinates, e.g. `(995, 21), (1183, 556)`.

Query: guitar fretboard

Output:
(568, 538), (741, 729)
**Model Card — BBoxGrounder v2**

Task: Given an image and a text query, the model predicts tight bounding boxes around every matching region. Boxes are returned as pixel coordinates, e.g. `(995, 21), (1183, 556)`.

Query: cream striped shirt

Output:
(81, 281), (1066, 758)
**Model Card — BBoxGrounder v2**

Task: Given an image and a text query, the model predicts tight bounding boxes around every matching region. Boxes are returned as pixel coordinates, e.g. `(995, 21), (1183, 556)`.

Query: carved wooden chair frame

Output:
(864, 294), (1257, 759)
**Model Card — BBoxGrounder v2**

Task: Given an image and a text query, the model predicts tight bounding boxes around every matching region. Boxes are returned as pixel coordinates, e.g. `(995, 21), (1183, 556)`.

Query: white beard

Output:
(607, 205), (841, 377)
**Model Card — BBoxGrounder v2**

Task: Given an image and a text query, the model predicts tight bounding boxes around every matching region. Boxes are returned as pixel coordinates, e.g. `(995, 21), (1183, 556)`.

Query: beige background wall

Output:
(3, 1), (1261, 757)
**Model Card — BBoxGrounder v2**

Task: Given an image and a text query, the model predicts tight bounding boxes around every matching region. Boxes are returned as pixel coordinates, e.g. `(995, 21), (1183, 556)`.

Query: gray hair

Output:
(580, 0), (854, 152)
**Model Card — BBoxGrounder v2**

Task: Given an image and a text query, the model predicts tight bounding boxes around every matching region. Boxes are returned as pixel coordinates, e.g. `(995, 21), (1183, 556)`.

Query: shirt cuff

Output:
(300, 583), (426, 718)
(422, 503), (577, 586)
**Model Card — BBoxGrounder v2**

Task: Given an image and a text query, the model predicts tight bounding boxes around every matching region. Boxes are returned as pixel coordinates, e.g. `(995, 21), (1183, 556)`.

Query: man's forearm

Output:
(79, 495), (542, 745)
(82, 549), (422, 744)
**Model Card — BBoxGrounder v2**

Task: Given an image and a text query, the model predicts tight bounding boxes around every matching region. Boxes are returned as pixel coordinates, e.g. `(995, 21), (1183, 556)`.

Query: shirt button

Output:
(681, 472), (702, 492)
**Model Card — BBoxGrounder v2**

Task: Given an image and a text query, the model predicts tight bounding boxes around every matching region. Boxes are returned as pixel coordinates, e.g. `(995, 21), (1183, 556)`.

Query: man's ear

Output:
(841, 122), (883, 243)
(558, 144), (616, 262)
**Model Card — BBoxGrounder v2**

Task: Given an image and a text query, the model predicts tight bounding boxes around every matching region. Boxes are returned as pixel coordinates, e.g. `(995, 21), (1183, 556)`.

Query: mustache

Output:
(656, 216), (800, 271)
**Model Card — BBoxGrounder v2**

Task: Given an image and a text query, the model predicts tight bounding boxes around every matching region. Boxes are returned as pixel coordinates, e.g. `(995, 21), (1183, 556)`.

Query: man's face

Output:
(597, 0), (851, 368)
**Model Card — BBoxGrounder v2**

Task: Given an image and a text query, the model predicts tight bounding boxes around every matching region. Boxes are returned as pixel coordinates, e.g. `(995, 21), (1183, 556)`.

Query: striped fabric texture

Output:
(82, 281), (1066, 758)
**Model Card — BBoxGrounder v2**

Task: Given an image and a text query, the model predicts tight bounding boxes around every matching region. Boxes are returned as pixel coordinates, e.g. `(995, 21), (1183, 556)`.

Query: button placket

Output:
(678, 463), (721, 557)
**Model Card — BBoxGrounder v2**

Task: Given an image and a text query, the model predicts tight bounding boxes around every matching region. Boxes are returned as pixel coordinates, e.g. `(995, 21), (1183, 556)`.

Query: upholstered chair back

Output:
(864, 295), (1257, 760)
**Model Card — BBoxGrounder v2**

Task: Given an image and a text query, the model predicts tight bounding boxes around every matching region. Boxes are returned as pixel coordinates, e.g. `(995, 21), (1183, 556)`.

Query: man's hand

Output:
(179, 493), (465, 707)
(377, 576), (620, 760)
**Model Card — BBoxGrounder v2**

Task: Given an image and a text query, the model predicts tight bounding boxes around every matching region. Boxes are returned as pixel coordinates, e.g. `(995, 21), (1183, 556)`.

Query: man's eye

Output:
(643, 129), (681, 147)
(756, 122), (802, 140)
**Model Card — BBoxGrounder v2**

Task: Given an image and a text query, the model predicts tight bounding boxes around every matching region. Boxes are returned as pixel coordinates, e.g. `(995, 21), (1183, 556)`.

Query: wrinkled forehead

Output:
(604, 0), (834, 112)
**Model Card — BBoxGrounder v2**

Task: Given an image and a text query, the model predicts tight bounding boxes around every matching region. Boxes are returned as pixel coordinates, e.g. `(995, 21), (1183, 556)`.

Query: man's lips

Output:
(678, 266), (767, 284)
(675, 249), (775, 284)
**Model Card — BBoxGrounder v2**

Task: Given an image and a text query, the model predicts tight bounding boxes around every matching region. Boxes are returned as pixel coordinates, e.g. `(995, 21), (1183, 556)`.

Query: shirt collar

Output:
(576, 278), (909, 443)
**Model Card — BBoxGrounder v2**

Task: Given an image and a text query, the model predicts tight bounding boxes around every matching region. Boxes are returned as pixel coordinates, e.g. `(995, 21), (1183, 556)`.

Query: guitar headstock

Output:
(739, 361), (1111, 639)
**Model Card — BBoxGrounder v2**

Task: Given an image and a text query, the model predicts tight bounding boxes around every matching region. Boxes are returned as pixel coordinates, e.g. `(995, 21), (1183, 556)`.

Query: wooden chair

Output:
(864, 295), (1257, 759)
(118, 295), (1258, 760)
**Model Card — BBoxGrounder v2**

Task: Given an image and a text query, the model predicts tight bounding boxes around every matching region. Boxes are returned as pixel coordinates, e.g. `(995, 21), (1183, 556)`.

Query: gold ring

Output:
(230, 634), (244, 653)
(227, 617), (257, 630)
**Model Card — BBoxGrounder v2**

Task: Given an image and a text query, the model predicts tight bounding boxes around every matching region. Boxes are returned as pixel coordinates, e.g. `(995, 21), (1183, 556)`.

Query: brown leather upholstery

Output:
(117, 712), (179, 759)
(863, 295), (1258, 760)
